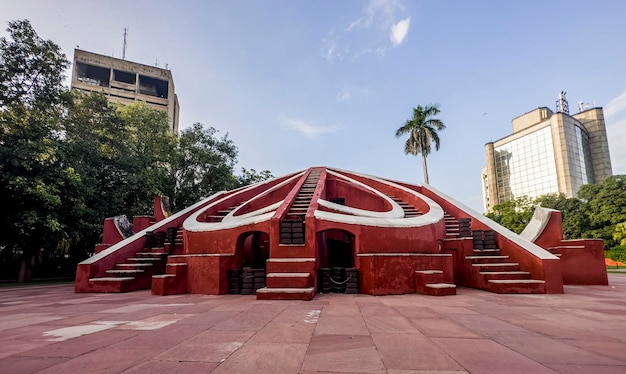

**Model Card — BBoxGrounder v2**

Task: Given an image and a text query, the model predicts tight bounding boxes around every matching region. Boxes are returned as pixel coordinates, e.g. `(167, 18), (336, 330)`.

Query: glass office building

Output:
(483, 103), (612, 213)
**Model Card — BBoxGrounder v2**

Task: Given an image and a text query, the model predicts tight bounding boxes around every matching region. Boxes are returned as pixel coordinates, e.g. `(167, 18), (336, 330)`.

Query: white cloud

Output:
(604, 90), (626, 119)
(337, 85), (373, 102)
(604, 90), (626, 174)
(281, 117), (339, 138)
(323, 0), (408, 62)
(390, 17), (410, 46)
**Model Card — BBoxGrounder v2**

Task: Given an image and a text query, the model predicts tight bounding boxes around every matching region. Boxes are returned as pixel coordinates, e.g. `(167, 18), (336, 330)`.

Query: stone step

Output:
(266, 272), (311, 288)
(105, 269), (144, 276)
(88, 277), (147, 293)
(255, 287), (315, 301)
(473, 263), (520, 272)
(479, 271), (532, 280)
(423, 283), (457, 296)
(486, 279), (546, 294)
(266, 258), (316, 273)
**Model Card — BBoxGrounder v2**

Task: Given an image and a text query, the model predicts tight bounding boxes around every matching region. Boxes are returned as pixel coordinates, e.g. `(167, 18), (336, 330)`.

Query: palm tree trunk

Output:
(422, 154), (429, 184)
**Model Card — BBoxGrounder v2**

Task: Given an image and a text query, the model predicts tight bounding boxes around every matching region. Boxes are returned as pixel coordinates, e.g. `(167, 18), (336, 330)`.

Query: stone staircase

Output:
(87, 227), (183, 293)
(256, 258), (315, 300)
(415, 270), (457, 296)
(259, 169), (322, 300)
(465, 234), (546, 294)
(388, 196), (422, 217)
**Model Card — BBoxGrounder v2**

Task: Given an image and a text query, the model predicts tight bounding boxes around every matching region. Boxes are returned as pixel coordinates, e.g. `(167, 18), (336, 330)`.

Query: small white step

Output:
(255, 287), (314, 294)
(267, 258), (315, 263)
(152, 274), (175, 279)
(488, 279), (545, 284)
(465, 255), (508, 260)
(117, 263), (153, 267)
(267, 272), (309, 278)
(106, 269), (144, 274)
(425, 283), (456, 289)
(89, 277), (134, 282)
(472, 263), (518, 267)
(415, 270), (443, 275)
(479, 271), (530, 276)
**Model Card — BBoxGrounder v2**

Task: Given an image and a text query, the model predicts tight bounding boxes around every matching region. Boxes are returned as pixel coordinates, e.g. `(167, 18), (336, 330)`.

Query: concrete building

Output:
(483, 92), (612, 213)
(71, 49), (180, 133)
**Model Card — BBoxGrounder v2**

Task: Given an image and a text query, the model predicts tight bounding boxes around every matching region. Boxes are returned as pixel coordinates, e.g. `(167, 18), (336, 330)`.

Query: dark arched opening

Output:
(317, 229), (358, 294)
(230, 231), (270, 294)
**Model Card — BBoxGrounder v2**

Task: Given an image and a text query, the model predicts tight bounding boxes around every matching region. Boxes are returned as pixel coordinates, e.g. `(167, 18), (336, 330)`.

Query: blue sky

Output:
(3, 0), (626, 212)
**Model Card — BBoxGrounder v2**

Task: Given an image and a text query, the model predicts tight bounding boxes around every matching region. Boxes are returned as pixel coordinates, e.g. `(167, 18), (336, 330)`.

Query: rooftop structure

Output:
(76, 166), (607, 300)
(71, 49), (180, 133)
(483, 92), (612, 212)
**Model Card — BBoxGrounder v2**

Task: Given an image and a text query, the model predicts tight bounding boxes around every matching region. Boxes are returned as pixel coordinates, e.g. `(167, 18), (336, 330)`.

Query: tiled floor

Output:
(1, 275), (625, 373)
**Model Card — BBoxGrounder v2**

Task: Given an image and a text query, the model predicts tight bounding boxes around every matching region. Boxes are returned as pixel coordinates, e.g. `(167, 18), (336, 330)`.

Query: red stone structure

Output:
(75, 167), (608, 299)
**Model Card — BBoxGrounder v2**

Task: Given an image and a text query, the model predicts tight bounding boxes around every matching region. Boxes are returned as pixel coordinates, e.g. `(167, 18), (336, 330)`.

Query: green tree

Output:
(117, 102), (177, 216)
(486, 196), (534, 234)
(578, 175), (626, 247)
(166, 123), (238, 211)
(0, 20), (76, 282)
(235, 168), (274, 188)
(535, 193), (589, 240)
(395, 104), (446, 184)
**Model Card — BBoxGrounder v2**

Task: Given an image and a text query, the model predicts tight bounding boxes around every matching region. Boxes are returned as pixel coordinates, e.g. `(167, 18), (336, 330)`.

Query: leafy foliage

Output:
(487, 176), (626, 250)
(0, 20), (273, 281)
(395, 104), (446, 184)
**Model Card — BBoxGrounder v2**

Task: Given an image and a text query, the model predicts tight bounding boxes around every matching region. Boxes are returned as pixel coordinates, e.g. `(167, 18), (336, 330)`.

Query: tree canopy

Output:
(395, 104), (445, 184)
(486, 175), (626, 260)
(0, 20), (272, 282)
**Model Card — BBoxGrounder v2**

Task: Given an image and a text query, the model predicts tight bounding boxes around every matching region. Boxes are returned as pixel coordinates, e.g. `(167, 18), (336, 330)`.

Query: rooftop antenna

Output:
(122, 27), (128, 60)
(556, 91), (569, 114)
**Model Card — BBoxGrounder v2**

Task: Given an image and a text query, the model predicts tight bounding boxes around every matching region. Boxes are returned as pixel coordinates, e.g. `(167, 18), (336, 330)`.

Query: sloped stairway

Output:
(259, 169), (322, 300)
(87, 227), (183, 293)
(388, 195), (422, 217)
(465, 231), (546, 294)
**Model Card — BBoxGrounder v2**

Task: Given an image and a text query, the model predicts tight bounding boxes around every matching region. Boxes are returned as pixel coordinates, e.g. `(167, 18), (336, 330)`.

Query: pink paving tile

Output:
(248, 321), (315, 344)
(446, 313), (527, 336)
(545, 363), (626, 374)
(359, 304), (403, 317)
(491, 331), (624, 365)
(364, 316), (418, 333)
(124, 360), (220, 373)
(314, 315), (370, 335)
(427, 306), (480, 315)
(432, 338), (558, 374)
(386, 371), (468, 374)
(0, 356), (67, 374)
(0, 339), (52, 359)
(301, 335), (385, 373)
(112, 322), (209, 349)
(564, 339), (626, 364)
(410, 318), (483, 338)
(21, 329), (138, 358)
(153, 329), (254, 362)
(392, 306), (443, 319)
(372, 333), (465, 371)
(35, 347), (159, 374)
(212, 342), (308, 374)
(175, 310), (236, 326)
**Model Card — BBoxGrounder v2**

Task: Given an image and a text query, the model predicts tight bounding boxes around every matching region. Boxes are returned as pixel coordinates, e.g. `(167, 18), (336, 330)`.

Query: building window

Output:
(76, 62), (110, 87)
(494, 126), (558, 202)
(138, 75), (168, 98)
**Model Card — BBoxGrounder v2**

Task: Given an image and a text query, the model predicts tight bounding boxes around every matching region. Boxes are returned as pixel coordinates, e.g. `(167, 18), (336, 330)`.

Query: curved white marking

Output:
(314, 168), (444, 227)
(319, 170), (404, 218)
(184, 171), (306, 232)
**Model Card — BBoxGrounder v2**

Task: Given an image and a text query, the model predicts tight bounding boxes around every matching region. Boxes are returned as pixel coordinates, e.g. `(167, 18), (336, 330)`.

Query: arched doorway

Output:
(231, 231), (270, 294)
(317, 229), (358, 294)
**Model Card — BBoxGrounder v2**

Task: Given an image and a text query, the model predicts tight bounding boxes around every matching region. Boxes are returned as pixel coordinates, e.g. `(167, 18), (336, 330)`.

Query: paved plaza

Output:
(1, 275), (625, 374)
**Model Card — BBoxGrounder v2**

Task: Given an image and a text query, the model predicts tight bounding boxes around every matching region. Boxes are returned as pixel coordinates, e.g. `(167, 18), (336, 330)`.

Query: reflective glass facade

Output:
(494, 126), (558, 202)
(564, 123), (594, 196)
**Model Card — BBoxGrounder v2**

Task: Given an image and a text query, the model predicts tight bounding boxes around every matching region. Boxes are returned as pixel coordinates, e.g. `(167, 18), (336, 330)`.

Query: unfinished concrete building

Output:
(71, 49), (180, 133)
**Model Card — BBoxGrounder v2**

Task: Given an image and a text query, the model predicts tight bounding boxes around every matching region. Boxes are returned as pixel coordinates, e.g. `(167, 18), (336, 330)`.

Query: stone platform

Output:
(1, 276), (626, 373)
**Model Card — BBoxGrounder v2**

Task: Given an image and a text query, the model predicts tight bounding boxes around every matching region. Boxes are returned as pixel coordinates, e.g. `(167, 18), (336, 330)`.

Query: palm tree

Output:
(395, 104), (446, 184)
